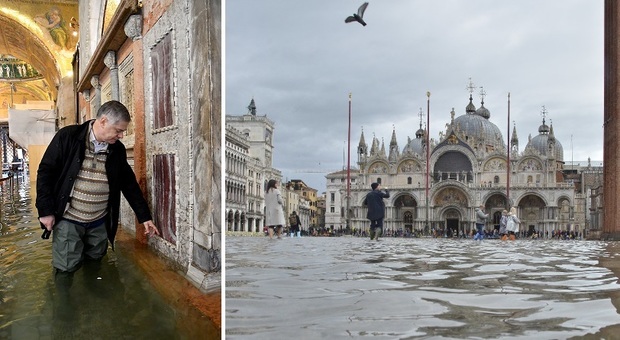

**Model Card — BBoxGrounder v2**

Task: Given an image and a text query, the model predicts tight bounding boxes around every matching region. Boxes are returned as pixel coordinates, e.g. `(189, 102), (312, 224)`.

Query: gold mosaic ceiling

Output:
(0, 0), (79, 102)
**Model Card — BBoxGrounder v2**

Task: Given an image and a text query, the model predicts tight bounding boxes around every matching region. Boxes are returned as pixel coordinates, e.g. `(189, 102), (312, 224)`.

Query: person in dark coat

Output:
(363, 182), (390, 241)
(36, 100), (159, 274)
(289, 211), (302, 237)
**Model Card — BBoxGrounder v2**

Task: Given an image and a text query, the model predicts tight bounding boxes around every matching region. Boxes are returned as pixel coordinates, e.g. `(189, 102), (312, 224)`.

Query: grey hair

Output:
(97, 100), (131, 124)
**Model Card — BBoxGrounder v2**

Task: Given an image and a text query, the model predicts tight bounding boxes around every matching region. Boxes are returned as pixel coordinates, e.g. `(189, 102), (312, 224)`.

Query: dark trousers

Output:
(370, 219), (383, 240)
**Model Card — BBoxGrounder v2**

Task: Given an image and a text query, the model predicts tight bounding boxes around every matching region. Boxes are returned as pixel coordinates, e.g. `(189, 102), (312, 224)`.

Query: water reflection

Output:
(0, 176), (219, 339)
(226, 237), (620, 339)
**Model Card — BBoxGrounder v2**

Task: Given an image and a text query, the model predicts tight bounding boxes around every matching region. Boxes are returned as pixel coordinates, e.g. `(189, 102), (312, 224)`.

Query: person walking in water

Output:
(506, 206), (521, 241)
(265, 179), (285, 239)
(499, 209), (508, 241)
(36, 100), (159, 275)
(363, 182), (389, 241)
(289, 211), (301, 237)
(474, 205), (488, 240)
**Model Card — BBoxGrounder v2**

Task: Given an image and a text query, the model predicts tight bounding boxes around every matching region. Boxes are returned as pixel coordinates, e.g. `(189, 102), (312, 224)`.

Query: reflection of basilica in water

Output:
(326, 86), (603, 237)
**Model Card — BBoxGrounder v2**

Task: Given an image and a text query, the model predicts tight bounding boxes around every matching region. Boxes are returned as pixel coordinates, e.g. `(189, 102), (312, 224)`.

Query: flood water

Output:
(226, 236), (620, 339)
(0, 175), (220, 339)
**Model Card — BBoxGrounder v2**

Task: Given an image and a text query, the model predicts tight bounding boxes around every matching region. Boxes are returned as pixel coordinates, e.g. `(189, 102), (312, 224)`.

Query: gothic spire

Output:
(247, 98), (257, 115)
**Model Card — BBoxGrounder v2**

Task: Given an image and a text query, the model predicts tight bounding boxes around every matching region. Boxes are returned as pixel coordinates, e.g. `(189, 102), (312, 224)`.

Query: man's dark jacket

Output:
(364, 189), (390, 220)
(36, 120), (153, 248)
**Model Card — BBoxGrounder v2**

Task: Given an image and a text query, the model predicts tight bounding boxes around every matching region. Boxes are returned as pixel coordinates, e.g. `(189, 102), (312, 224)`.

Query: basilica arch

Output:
(432, 149), (475, 182)
(438, 206), (465, 237)
(516, 194), (547, 235)
(393, 193), (418, 232)
(557, 196), (573, 231)
(482, 192), (509, 228)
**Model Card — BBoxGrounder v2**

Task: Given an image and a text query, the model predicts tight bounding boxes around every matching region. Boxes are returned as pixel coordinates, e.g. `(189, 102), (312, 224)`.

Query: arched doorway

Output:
(394, 194), (417, 234)
(518, 194), (546, 236)
(443, 208), (461, 237)
(485, 193), (508, 233)
(227, 210), (234, 231)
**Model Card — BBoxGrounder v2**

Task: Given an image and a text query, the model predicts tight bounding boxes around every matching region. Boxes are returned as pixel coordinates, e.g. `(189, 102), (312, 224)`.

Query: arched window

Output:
(527, 175), (533, 183)
(407, 177), (412, 184)
(494, 176), (500, 184)
(377, 177), (382, 184)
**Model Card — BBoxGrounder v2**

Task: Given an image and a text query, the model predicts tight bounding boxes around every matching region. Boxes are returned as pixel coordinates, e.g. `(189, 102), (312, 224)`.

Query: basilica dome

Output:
(525, 120), (564, 161)
(403, 137), (425, 156)
(452, 96), (506, 149)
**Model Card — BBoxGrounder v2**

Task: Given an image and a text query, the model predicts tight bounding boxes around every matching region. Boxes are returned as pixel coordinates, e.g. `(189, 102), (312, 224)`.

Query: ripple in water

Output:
(226, 236), (620, 339)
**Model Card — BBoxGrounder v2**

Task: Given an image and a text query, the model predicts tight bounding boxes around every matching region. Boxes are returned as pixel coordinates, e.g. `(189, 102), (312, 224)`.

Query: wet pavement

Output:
(225, 236), (620, 339)
(0, 175), (220, 339)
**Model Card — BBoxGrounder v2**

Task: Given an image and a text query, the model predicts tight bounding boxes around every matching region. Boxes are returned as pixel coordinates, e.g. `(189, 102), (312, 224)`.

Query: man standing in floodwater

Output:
(363, 182), (390, 241)
(474, 205), (488, 240)
(36, 100), (159, 274)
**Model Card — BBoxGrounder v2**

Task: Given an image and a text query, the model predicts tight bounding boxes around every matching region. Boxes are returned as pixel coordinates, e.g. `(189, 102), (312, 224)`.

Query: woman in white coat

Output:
(265, 179), (286, 239)
(506, 206), (521, 241)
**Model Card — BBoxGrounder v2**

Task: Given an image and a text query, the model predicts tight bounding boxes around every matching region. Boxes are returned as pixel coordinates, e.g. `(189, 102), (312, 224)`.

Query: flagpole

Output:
(507, 92), (511, 208)
(346, 93), (352, 231)
(425, 91), (431, 232)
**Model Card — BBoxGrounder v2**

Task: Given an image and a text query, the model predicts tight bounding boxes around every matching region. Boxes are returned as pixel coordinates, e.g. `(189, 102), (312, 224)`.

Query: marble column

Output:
(90, 75), (101, 115)
(103, 51), (119, 101)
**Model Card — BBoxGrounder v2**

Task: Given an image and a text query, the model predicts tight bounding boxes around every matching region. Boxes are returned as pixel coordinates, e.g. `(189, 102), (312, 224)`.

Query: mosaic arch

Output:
(518, 158), (543, 171)
(483, 157), (507, 171)
(0, 2), (78, 78)
(433, 187), (468, 206)
(397, 159), (422, 173)
(368, 161), (388, 174)
(0, 6), (72, 109)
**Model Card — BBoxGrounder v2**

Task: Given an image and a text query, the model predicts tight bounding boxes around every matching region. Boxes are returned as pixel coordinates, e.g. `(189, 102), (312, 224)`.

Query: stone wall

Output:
(137, 0), (221, 292)
(187, 0), (222, 290)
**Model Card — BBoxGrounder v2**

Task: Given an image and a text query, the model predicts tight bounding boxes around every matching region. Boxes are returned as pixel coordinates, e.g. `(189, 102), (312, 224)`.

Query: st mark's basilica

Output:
(336, 85), (602, 237)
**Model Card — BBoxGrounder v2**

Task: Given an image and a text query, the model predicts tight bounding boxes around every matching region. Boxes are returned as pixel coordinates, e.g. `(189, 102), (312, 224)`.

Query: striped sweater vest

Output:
(63, 141), (109, 223)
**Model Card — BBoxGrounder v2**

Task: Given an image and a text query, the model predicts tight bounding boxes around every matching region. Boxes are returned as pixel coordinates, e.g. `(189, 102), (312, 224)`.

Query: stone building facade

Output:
(74, 0), (221, 290)
(225, 125), (249, 231)
(325, 169), (359, 231)
(330, 89), (599, 238)
(286, 179), (318, 228)
(226, 99), (282, 233)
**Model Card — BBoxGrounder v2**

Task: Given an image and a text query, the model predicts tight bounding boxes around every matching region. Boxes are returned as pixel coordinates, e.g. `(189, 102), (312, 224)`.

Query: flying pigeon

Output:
(345, 2), (369, 26)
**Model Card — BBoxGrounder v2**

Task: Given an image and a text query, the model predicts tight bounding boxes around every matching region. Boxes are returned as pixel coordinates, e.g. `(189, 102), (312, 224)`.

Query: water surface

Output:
(0, 176), (219, 339)
(226, 236), (620, 339)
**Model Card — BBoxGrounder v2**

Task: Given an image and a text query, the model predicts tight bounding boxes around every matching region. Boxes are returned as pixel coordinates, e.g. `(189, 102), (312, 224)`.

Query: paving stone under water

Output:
(226, 236), (620, 339)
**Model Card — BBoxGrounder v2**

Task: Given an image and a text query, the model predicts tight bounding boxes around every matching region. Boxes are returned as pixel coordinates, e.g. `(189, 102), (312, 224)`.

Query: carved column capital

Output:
(90, 75), (100, 89)
(104, 51), (117, 70)
(124, 14), (143, 41)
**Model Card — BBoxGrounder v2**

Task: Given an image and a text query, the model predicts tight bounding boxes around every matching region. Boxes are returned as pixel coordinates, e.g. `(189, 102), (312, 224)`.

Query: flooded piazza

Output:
(0, 175), (220, 339)
(226, 236), (620, 339)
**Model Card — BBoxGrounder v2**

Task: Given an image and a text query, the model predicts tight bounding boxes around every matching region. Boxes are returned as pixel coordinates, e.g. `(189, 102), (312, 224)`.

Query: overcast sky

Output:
(225, 0), (604, 193)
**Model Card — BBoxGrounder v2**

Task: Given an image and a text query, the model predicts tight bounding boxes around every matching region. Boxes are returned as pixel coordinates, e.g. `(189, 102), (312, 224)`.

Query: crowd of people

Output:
(262, 179), (586, 241)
